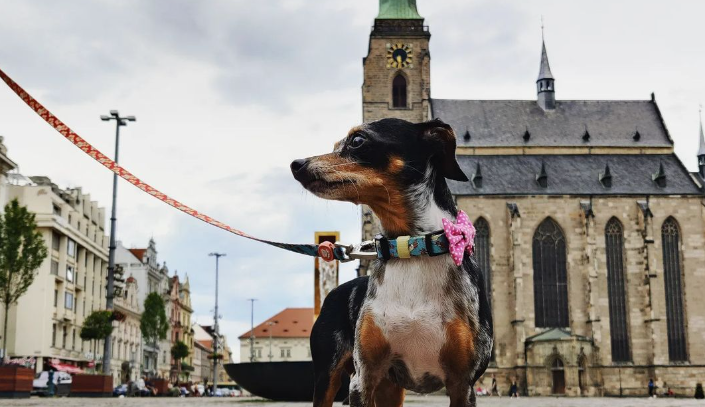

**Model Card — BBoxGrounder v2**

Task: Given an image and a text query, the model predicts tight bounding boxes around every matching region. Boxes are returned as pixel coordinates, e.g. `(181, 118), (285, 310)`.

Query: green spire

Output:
(377, 0), (423, 20)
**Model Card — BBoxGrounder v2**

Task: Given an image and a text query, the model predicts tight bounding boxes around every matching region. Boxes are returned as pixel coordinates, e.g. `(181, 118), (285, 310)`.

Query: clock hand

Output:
(397, 55), (402, 67)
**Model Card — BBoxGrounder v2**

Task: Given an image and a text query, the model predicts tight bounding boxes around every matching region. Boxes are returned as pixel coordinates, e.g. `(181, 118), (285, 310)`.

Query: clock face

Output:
(386, 43), (413, 69)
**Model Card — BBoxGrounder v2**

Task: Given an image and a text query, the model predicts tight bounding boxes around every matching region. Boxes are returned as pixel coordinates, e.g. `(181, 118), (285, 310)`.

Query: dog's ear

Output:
(417, 119), (469, 181)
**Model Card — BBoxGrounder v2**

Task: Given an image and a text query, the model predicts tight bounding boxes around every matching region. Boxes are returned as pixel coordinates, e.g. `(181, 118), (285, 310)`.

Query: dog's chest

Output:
(367, 256), (457, 379)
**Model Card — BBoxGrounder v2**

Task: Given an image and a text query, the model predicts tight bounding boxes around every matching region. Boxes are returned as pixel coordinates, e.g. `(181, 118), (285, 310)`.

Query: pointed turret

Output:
(537, 39), (556, 111)
(698, 111), (705, 179)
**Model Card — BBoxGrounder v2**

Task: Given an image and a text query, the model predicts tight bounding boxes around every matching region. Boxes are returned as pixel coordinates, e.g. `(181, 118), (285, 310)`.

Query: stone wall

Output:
(459, 194), (705, 397)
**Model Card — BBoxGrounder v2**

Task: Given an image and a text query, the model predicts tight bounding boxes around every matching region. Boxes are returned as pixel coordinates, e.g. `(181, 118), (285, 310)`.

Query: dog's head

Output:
(290, 118), (467, 236)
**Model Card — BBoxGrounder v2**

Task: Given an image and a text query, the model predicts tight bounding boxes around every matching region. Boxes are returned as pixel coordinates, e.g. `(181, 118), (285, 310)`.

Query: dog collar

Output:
(374, 231), (449, 260)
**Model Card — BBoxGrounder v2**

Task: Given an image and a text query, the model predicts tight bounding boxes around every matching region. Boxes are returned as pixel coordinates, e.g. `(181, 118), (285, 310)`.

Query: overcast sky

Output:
(1, 0), (703, 362)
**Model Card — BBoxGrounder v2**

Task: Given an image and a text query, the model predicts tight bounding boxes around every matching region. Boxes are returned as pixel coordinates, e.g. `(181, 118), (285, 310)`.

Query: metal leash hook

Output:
(336, 241), (377, 263)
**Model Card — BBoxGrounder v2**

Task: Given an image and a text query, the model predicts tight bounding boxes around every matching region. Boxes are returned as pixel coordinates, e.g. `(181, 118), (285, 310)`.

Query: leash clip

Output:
(336, 241), (378, 263)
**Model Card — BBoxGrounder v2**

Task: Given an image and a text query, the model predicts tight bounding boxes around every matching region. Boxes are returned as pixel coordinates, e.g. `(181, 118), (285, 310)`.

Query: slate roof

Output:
(448, 154), (702, 196)
(431, 99), (673, 148)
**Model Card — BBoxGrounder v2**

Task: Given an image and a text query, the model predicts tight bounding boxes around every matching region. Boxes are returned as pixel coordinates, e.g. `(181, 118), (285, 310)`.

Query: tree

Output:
(171, 340), (189, 382)
(140, 292), (168, 371)
(81, 310), (114, 369)
(0, 199), (48, 362)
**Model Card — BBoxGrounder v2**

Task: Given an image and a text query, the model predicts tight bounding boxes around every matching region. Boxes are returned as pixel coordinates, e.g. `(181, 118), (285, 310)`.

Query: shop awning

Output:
(51, 362), (84, 374)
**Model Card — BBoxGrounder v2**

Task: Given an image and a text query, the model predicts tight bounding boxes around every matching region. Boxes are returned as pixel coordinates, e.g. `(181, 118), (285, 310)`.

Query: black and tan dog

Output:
(290, 118), (493, 407)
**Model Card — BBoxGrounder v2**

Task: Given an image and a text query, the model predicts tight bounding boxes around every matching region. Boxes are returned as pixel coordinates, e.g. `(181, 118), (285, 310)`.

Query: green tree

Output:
(80, 310), (114, 369)
(140, 292), (168, 369)
(171, 340), (189, 381)
(0, 199), (48, 361)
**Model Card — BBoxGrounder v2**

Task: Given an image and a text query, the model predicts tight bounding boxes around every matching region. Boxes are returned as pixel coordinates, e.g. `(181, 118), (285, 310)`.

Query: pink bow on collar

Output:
(442, 210), (476, 266)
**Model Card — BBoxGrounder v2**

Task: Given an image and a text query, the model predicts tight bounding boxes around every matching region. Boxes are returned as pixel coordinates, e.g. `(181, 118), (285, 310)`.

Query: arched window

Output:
(474, 217), (494, 361)
(474, 218), (492, 310)
(662, 217), (688, 362)
(605, 218), (631, 362)
(533, 218), (569, 328)
(392, 74), (407, 108)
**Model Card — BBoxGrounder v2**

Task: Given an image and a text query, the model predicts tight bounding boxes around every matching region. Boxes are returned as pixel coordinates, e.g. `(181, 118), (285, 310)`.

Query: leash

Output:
(0, 68), (468, 264)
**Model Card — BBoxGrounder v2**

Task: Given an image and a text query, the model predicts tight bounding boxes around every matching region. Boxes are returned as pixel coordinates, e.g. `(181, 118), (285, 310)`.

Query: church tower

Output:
(362, 0), (431, 123)
(359, 0), (431, 276)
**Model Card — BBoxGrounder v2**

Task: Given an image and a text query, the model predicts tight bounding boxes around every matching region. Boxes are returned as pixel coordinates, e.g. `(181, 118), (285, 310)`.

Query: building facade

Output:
(359, 0), (705, 396)
(115, 239), (171, 379)
(110, 277), (142, 385)
(196, 324), (233, 384)
(5, 176), (109, 372)
(238, 308), (313, 363)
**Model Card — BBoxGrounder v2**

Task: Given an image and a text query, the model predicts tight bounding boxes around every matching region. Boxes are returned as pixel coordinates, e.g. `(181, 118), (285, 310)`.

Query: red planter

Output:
(151, 378), (169, 396)
(70, 374), (112, 397)
(0, 366), (33, 399)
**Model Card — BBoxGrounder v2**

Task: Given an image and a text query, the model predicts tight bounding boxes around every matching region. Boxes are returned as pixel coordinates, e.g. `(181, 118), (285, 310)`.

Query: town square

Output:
(0, 0), (704, 405)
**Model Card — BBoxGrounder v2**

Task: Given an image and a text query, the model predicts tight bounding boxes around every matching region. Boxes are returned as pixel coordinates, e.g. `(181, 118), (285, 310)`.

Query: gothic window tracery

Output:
(605, 218), (631, 362)
(662, 217), (688, 362)
(533, 218), (569, 328)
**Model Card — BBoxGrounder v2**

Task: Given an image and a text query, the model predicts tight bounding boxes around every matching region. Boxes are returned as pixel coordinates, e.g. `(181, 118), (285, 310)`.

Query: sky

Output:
(0, 0), (703, 362)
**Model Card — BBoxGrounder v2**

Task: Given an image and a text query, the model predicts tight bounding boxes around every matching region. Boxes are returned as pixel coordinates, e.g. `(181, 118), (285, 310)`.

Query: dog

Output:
(291, 118), (493, 407)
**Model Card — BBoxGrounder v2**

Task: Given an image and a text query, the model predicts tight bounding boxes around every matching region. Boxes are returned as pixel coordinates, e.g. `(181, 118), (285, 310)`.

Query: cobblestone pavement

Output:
(0, 395), (703, 407)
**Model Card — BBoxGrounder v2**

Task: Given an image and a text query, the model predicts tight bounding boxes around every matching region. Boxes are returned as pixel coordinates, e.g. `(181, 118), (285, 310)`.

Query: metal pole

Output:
(100, 111), (135, 376)
(248, 299), (257, 362)
(267, 321), (275, 362)
(209, 253), (225, 396)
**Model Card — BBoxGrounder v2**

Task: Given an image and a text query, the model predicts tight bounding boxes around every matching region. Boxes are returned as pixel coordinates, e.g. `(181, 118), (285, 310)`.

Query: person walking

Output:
(491, 374), (501, 397)
(648, 378), (655, 397)
(509, 381), (519, 398)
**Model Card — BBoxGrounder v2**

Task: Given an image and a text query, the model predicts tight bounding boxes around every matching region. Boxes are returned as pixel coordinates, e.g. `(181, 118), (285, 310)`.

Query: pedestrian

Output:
(695, 382), (704, 399)
(509, 381), (519, 398)
(648, 378), (655, 397)
(46, 368), (55, 397)
(491, 374), (501, 397)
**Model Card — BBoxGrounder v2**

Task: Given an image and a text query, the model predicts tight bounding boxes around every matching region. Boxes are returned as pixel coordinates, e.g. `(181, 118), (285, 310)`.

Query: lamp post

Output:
(248, 299), (257, 362)
(266, 321), (276, 362)
(208, 253), (225, 396)
(100, 110), (135, 375)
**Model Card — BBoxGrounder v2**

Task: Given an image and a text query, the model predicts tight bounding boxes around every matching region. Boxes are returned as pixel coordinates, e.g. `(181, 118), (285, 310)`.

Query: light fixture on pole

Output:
(208, 252), (225, 396)
(248, 299), (257, 362)
(100, 110), (135, 375)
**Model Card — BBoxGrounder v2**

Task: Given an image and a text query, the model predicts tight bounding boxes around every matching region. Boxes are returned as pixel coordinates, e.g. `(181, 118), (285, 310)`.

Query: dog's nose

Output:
(290, 158), (314, 184)
(290, 158), (308, 174)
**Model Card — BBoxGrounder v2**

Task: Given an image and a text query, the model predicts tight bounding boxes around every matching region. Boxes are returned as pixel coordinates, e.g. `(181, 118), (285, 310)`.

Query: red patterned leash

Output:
(0, 68), (365, 262)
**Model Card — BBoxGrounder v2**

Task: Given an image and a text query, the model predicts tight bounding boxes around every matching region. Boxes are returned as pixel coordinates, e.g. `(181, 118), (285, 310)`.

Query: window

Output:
(51, 260), (59, 275)
(280, 348), (291, 358)
(62, 326), (67, 348)
(662, 217), (688, 362)
(533, 218), (569, 328)
(67, 239), (76, 258)
(54, 289), (58, 307)
(473, 218), (492, 310)
(163, 351), (167, 363)
(52, 232), (61, 251)
(52, 324), (57, 347)
(72, 329), (76, 350)
(53, 204), (61, 216)
(65, 292), (74, 310)
(392, 74), (407, 108)
(605, 218), (631, 362)
(66, 265), (74, 282)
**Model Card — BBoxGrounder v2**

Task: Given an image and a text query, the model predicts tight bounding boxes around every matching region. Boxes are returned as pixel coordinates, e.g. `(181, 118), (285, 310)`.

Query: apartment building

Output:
(5, 175), (109, 371)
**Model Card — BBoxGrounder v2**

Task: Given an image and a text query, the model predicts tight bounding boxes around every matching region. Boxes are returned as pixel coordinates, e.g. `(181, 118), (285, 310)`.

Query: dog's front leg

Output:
(349, 312), (391, 407)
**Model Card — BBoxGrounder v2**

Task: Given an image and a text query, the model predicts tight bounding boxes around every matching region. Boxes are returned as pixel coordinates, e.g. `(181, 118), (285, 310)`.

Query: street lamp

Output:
(248, 299), (257, 362)
(100, 110), (135, 375)
(266, 321), (277, 362)
(208, 252), (225, 396)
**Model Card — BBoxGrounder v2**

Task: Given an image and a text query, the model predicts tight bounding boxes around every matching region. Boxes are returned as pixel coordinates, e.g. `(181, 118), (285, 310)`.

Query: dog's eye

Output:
(349, 135), (365, 149)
